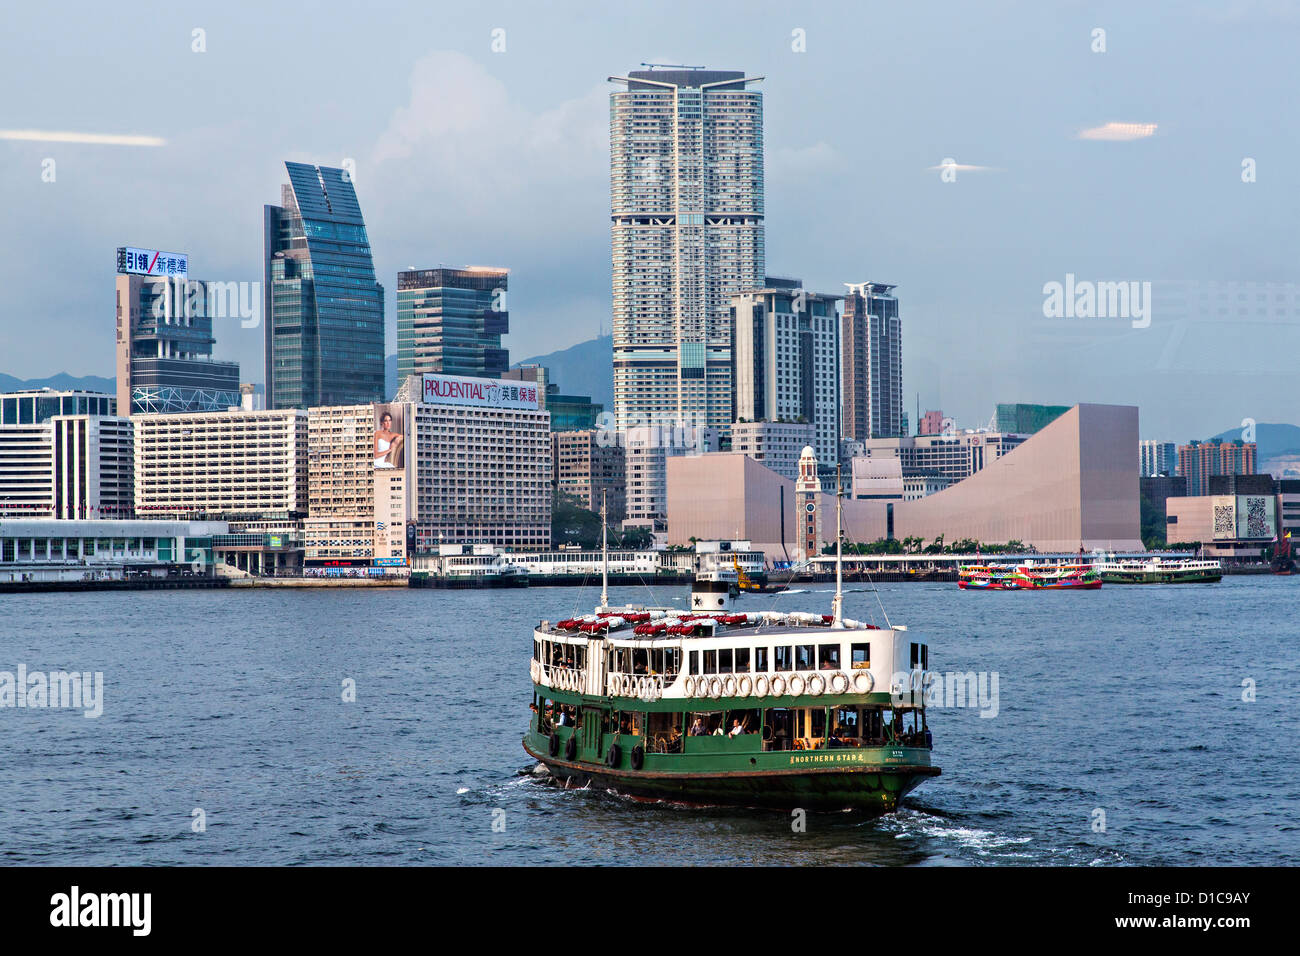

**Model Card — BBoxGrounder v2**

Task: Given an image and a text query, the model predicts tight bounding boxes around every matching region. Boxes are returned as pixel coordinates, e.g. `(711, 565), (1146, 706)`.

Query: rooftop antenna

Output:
(640, 62), (706, 70)
(832, 464), (845, 628)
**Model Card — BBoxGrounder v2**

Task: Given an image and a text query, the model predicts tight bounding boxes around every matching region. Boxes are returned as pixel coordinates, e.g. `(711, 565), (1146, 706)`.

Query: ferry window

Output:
(718, 648), (733, 673)
(689, 650), (699, 675)
(910, 643), (920, 668)
(735, 647), (751, 673)
(703, 650), (717, 675)
(796, 645), (814, 670)
(818, 644), (840, 669)
(921, 645), (929, 669)
(851, 643), (871, 668)
(774, 646), (793, 670)
(833, 708), (859, 738)
(754, 646), (768, 671)
(811, 709), (827, 739)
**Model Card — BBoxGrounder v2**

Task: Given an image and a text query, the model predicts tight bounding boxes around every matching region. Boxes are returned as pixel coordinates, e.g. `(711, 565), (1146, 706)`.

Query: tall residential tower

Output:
(608, 67), (765, 433)
(264, 162), (385, 409)
(841, 283), (904, 443)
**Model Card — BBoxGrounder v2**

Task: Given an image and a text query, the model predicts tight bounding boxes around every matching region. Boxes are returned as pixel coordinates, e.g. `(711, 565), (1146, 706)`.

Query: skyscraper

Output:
(114, 247), (240, 415)
(608, 67), (765, 434)
(396, 267), (510, 381)
(731, 281), (841, 465)
(841, 283), (904, 443)
(1139, 439), (1177, 476)
(264, 162), (385, 409)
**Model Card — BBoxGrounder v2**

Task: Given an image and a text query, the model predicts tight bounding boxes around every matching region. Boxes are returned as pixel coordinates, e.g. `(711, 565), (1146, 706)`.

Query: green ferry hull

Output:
(523, 738), (939, 814)
(1098, 570), (1221, 584)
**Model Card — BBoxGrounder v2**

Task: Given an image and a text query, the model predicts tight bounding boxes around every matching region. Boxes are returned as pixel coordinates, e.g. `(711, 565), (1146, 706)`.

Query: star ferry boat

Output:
(522, 499), (939, 814)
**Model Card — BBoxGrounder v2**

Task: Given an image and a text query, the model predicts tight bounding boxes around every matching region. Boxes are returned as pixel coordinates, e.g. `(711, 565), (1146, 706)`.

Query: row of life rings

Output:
(544, 668), (582, 693)
(680, 670), (873, 699)
(606, 674), (662, 700)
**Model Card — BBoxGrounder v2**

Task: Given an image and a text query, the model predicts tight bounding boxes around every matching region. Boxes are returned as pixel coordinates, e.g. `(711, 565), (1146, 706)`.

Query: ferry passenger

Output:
(728, 719), (744, 737)
(689, 717), (706, 736)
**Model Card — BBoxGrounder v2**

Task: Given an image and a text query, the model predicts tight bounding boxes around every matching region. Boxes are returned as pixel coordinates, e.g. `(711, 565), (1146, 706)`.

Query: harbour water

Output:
(1, 577), (1296, 866)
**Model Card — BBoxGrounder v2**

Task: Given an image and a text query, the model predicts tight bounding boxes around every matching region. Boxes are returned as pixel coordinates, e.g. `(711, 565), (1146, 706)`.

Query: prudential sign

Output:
(420, 373), (539, 410)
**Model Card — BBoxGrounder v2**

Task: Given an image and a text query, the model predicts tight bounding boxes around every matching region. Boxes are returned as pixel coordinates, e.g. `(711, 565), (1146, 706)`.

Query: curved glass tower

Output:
(263, 162), (385, 409)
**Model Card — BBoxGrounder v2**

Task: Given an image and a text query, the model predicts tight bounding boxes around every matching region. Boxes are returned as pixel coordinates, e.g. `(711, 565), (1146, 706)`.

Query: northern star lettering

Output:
(49, 886), (151, 937)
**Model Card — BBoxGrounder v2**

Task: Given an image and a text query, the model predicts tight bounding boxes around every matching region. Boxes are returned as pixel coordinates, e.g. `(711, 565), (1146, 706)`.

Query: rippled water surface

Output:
(1, 576), (1296, 865)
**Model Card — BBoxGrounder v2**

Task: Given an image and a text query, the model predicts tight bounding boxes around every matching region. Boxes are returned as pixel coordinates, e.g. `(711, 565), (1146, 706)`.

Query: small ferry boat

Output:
(523, 492), (939, 814)
(413, 544), (528, 588)
(958, 560), (1101, 590)
(1093, 555), (1222, 584)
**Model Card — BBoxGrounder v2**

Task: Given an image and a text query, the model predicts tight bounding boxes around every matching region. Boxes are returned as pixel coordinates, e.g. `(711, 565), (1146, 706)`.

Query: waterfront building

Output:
(397, 267), (510, 382)
(1166, 489), (1277, 564)
(264, 161), (385, 409)
(731, 283), (841, 465)
(0, 518), (226, 584)
(133, 410), (308, 521)
(512, 548), (658, 578)
(995, 403), (1070, 436)
(841, 283), (904, 442)
(552, 430), (626, 522)
(608, 67), (764, 523)
(304, 404), (379, 565)
(729, 420), (814, 481)
(666, 404), (1143, 555)
(394, 372), (553, 550)
(1139, 439), (1178, 476)
(854, 431), (1027, 483)
(0, 390), (132, 519)
(1177, 438), (1257, 496)
(114, 249), (241, 414)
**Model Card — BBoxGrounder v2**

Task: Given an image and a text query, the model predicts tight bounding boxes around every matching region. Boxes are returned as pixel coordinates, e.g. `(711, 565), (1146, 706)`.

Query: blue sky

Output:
(1, 0), (1297, 439)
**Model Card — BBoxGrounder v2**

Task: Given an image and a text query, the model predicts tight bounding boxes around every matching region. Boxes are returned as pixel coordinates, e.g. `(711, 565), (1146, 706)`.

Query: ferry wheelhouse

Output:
(522, 494), (939, 814)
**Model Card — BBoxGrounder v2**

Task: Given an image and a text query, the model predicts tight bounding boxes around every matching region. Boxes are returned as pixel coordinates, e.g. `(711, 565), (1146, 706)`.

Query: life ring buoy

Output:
(770, 674), (787, 696)
(754, 674), (770, 698)
(637, 677), (650, 699)
(722, 675), (737, 697)
(853, 671), (874, 693)
(630, 745), (645, 771)
(830, 671), (850, 694)
(564, 735), (577, 761)
(605, 743), (621, 768)
(682, 675), (694, 697)
(621, 675), (634, 696)
(608, 674), (620, 696)
(708, 676), (723, 699)
(788, 674), (806, 697)
(548, 732), (560, 757)
(529, 660), (538, 682)
(807, 673), (826, 697)
(737, 674), (753, 696)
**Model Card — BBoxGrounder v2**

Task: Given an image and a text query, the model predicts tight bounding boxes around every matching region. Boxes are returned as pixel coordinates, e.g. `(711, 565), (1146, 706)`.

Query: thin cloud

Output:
(0, 129), (166, 147)
(1076, 122), (1158, 142)
(927, 160), (999, 173)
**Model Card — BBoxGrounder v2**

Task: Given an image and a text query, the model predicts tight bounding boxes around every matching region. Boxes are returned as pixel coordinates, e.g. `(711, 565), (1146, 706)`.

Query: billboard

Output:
(420, 373), (539, 410)
(117, 246), (188, 278)
(373, 403), (406, 470)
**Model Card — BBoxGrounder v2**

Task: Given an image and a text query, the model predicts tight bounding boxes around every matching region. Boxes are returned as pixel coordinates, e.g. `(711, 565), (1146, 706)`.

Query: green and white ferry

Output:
(523, 497), (939, 814)
(1092, 555), (1222, 584)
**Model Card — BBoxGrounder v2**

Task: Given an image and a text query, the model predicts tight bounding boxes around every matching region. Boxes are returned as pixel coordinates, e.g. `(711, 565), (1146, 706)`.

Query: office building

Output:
(0, 390), (132, 519)
(729, 419), (814, 481)
(304, 404), (381, 565)
(609, 67), (765, 434)
(114, 249), (242, 415)
(505, 366), (602, 430)
(1177, 438), (1257, 496)
(854, 431), (1028, 483)
(731, 283), (841, 465)
(996, 403), (1070, 436)
(397, 267), (510, 381)
(133, 410), (308, 521)
(552, 430), (626, 521)
(919, 410), (945, 437)
(264, 161), (385, 409)
(394, 372), (553, 550)
(841, 283), (903, 442)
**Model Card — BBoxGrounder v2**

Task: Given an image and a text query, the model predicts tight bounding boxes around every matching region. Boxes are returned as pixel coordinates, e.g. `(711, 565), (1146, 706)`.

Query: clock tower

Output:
(795, 445), (822, 562)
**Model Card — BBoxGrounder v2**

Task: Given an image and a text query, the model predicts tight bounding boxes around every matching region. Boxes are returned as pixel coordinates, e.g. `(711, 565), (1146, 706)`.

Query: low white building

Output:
(0, 518), (227, 583)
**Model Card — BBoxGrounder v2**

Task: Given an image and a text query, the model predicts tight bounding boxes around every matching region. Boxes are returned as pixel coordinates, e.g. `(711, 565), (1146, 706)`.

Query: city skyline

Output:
(1, 2), (1297, 440)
